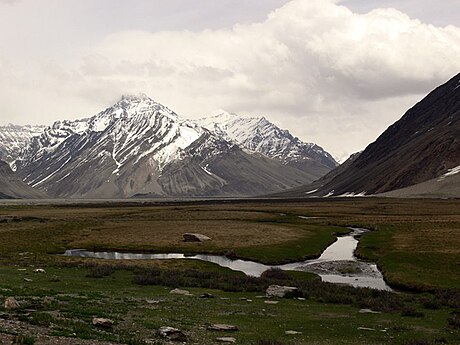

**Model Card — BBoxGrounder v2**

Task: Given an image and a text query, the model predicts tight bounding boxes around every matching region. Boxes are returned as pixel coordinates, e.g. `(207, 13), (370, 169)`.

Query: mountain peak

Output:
(114, 93), (164, 112)
(119, 93), (153, 102)
(197, 112), (338, 173)
(102, 93), (178, 122)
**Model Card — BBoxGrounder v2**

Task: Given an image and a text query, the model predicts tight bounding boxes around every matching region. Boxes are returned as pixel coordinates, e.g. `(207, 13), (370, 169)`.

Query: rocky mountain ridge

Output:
(12, 94), (327, 198)
(197, 112), (337, 178)
(0, 124), (45, 163)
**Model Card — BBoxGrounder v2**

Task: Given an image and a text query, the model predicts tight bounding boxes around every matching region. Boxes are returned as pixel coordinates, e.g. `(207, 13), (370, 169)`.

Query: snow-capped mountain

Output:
(15, 94), (319, 198)
(197, 112), (338, 179)
(0, 124), (46, 163)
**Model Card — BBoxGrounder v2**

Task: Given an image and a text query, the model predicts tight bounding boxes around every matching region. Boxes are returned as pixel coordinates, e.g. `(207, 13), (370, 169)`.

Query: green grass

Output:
(1, 265), (458, 344)
(0, 199), (459, 344)
(356, 223), (460, 290)
(234, 220), (348, 264)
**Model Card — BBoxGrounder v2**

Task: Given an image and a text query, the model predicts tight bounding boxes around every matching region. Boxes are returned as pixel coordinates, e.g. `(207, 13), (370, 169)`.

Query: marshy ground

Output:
(0, 198), (459, 344)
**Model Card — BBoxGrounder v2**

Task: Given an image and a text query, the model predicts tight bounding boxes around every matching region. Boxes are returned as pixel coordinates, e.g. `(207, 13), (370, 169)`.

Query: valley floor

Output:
(0, 198), (459, 344)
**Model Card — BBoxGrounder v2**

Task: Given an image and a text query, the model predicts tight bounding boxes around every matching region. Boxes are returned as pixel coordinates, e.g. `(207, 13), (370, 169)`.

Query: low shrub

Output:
(421, 295), (441, 310)
(13, 335), (35, 345)
(132, 266), (415, 313)
(401, 307), (424, 318)
(86, 264), (116, 278)
(447, 311), (460, 330)
(404, 340), (431, 345)
(257, 340), (286, 345)
(434, 289), (460, 309)
(260, 268), (291, 281)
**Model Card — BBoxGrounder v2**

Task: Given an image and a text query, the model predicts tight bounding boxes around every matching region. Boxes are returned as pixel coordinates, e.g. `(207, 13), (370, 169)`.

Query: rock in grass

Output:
(33, 268), (46, 273)
(146, 299), (160, 304)
(216, 337), (237, 343)
(285, 330), (302, 335)
(264, 300), (279, 305)
(183, 233), (211, 242)
(157, 326), (187, 341)
(266, 285), (299, 298)
(92, 317), (114, 328)
(4, 297), (20, 310)
(200, 293), (214, 299)
(170, 288), (192, 296)
(208, 324), (239, 331)
(359, 308), (381, 314)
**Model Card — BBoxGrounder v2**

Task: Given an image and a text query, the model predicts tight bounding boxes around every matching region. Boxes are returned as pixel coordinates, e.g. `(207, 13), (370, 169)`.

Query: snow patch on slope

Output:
(438, 165), (460, 181)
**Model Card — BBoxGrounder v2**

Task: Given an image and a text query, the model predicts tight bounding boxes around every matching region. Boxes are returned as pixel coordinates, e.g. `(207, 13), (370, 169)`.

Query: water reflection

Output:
(64, 228), (392, 291)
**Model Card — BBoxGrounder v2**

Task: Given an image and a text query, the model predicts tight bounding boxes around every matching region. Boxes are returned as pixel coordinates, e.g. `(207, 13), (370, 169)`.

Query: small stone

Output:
(183, 233), (211, 242)
(285, 330), (302, 335)
(34, 268), (46, 273)
(157, 326), (187, 341)
(92, 317), (114, 328)
(200, 293), (214, 299)
(49, 275), (60, 282)
(24, 278), (33, 282)
(43, 297), (55, 304)
(208, 324), (239, 331)
(358, 327), (376, 331)
(264, 300), (279, 305)
(170, 288), (192, 296)
(266, 285), (299, 298)
(4, 297), (20, 310)
(146, 299), (160, 304)
(216, 337), (237, 343)
(359, 309), (381, 314)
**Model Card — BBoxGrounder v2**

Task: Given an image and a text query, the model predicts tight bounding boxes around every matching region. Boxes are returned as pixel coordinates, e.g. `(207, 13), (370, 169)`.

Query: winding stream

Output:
(64, 227), (392, 291)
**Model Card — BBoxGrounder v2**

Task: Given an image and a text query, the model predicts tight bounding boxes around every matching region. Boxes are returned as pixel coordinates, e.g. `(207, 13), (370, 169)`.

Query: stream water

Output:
(64, 227), (392, 291)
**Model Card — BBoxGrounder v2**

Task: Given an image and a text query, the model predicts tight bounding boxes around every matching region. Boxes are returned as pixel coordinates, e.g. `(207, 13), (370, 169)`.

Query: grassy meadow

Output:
(0, 198), (459, 344)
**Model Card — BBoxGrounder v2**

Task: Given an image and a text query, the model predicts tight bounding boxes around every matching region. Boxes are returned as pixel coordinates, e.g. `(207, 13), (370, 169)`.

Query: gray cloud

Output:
(340, 0), (460, 27)
(0, 0), (459, 160)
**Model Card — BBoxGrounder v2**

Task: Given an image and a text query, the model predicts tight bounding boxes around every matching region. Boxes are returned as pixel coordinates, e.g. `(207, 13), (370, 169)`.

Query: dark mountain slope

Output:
(309, 73), (460, 196)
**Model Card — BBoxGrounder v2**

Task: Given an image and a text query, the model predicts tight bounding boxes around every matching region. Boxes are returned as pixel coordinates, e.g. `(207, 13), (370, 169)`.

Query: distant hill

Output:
(269, 152), (361, 197)
(276, 73), (460, 198)
(0, 160), (44, 199)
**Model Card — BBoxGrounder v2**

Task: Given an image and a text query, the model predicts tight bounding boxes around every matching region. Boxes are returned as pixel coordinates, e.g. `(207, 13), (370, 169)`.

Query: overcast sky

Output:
(0, 0), (459, 161)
